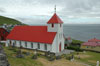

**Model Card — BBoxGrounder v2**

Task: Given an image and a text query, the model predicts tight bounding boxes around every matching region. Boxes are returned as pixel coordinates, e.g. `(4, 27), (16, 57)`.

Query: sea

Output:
(63, 24), (100, 41)
(30, 24), (100, 42)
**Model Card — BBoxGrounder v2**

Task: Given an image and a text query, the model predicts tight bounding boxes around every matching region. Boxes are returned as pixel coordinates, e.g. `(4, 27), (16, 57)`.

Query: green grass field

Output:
(74, 51), (100, 66)
(0, 16), (22, 25)
(4, 47), (43, 66)
(81, 46), (100, 52)
(3, 46), (100, 66)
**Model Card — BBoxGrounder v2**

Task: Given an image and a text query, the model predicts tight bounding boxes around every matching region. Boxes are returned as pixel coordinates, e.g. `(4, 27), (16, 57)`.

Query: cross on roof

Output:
(55, 5), (56, 13)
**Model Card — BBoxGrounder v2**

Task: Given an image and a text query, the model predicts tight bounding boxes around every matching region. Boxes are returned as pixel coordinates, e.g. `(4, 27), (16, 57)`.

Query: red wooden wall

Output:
(0, 28), (9, 40)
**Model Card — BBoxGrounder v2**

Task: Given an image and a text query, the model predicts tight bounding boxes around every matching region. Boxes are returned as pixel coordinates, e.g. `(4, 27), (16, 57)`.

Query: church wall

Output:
(49, 24), (64, 53)
(51, 35), (57, 53)
(6, 40), (52, 52)
(48, 24), (63, 32)
(48, 24), (59, 32)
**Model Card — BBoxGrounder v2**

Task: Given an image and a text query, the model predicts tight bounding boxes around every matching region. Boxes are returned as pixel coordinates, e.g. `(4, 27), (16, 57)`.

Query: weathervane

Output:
(54, 5), (56, 13)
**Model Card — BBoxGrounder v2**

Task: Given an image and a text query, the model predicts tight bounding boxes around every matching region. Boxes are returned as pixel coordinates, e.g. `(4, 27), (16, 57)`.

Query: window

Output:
(60, 24), (62, 27)
(31, 42), (33, 48)
(13, 40), (16, 46)
(38, 43), (40, 49)
(44, 44), (47, 50)
(25, 42), (27, 48)
(19, 41), (21, 47)
(52, 24), (54, 27)
(13, 43), (15, 47)
(3, 31), (5, 34)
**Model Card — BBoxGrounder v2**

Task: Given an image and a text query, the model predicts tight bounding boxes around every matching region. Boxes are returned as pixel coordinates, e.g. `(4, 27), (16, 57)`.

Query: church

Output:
(6, 12), (65, 53)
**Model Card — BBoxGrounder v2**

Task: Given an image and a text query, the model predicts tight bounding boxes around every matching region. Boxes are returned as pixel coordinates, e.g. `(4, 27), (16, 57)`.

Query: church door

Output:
(59, 43), (61, 52)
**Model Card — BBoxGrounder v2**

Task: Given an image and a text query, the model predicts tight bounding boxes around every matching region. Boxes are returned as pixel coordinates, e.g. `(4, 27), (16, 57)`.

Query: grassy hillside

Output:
(72, 39), (84, 44)
(0, 16), (23, 25)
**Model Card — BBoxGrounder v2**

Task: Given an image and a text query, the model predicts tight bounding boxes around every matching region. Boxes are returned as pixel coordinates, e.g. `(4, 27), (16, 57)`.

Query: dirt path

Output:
(37, 58), (87, 66)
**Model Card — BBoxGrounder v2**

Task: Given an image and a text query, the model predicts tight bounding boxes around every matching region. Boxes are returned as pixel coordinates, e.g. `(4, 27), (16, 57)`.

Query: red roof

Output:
(82, 42), (100, 47)
(88, 38), (100, 42)
(7, 26), (56, 44)
(47, 13), (63, 24)
(67, 37), (71, 40)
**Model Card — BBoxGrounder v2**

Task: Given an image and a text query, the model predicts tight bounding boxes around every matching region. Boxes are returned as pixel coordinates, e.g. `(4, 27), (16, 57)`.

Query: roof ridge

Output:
(47, 13), (63, 24)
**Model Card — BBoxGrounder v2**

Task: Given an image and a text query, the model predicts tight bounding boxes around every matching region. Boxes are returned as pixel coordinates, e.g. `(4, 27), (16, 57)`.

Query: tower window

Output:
(52, 24), (54, 28)
(60, 24), (62, 27)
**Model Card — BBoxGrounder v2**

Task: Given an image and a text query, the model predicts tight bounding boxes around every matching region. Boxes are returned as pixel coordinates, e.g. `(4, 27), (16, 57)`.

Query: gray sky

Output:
(0, 0), (100, 25)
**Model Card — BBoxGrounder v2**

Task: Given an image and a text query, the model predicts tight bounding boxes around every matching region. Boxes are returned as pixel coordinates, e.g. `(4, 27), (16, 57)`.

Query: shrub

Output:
(65, 46), (68, 49)
(37, 53), (42, 57)
(32, 55), (37, 59)
(13, 48), (18, 52)
(67, 46), (82, 51)
(66, 56), (71, 60)
(0, 43), (5, 46)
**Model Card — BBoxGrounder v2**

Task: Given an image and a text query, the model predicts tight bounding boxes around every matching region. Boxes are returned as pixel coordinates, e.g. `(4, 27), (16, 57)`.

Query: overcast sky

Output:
(0, 0), (100, 25)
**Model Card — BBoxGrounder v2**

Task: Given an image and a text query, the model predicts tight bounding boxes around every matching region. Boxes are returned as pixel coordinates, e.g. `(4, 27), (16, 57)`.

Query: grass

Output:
(72, 39), (84, 44)
(2, 46), (100, 66)
(81, 46), (100, 52)
(3, 47), (43, 66)
(0, 16), (23, 25)
(74, 51), (100, 66)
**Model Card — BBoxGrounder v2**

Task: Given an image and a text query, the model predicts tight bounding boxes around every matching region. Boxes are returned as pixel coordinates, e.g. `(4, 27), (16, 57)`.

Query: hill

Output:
(0, 16), (23, 25)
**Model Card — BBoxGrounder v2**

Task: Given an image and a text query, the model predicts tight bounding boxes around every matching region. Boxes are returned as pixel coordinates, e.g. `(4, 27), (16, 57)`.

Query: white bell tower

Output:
(47, 5), (63, 33)
(47, 5), (64, 53)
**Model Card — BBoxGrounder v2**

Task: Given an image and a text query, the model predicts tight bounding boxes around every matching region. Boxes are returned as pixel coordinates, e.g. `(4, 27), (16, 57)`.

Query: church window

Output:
(52, 24), (54, 27)
(31, 42), (33, 48)
(25, 42), (27, 48)
(60, 24), (62, 27)
(44, 44), (47, 50)
(38, 43), (40, 49)
(13, 40), (16, 46)
(19, 41), (22, 47)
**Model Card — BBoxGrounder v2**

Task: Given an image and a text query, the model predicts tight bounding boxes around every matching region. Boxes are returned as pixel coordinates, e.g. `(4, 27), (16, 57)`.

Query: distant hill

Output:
(0, 16), (23, 25)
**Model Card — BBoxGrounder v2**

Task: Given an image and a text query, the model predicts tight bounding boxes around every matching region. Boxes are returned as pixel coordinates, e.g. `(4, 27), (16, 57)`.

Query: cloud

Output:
(0, 7), (6, 13)
(15, 15), (50, 25)
(0, 0), (100, 24)
(60, 0), (100, 16)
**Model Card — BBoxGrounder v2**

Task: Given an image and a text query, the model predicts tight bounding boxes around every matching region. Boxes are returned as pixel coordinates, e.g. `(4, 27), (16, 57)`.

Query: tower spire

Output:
(54, 5), (56, 13)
